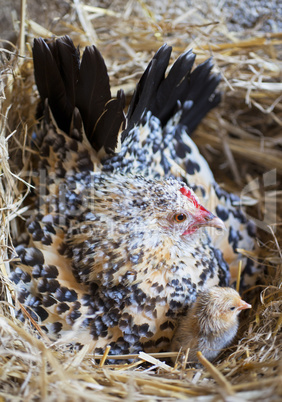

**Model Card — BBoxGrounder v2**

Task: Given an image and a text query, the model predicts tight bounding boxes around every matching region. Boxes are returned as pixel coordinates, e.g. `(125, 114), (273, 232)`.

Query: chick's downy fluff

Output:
(172, 287), (251, 362)
(10, 36), (258, 356)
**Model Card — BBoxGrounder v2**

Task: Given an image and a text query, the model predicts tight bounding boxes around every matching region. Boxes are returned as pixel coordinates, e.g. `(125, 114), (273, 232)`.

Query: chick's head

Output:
(196, 287), (251, 335)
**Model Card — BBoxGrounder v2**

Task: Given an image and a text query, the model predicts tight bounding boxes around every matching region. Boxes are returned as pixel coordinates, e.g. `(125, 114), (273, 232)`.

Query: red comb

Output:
(180, 187), (207, 212)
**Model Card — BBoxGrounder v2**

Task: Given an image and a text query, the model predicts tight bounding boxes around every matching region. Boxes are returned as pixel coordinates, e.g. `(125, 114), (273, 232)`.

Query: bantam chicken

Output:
(171, 286), (251, 362)
(10, 36), (257, 356)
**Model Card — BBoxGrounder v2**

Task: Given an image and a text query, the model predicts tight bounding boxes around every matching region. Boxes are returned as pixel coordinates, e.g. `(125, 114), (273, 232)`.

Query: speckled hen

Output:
(10, 36), (257, 356)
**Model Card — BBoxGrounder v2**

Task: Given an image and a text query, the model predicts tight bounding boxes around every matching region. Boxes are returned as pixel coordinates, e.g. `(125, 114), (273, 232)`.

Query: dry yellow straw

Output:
(99, 345), (111, 367)
(236, 260), (242, 293)
(197, 351), (234, 396)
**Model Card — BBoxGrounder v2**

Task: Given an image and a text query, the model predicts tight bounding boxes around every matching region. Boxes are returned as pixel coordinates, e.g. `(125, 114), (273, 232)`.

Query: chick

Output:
(171, 287), (251, 363)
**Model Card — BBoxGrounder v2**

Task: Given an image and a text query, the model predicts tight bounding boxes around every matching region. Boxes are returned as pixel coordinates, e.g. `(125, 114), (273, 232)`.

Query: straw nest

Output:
(0, 0), (281, 400)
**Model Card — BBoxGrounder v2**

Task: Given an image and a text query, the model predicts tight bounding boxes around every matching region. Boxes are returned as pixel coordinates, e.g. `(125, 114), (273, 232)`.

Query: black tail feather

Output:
(75, 45), (112, 144)
(33, 37), (77, 135)
(33, 36), (220, 153)
(125, 44), (172, 136)
(150, 49), (196, 124)
(180, 72), (221, 132)
(93, 89), (126, 152)
(53, 36), (80, 112)
(123, 47), (221, 138)
(33, 36), (125, 152)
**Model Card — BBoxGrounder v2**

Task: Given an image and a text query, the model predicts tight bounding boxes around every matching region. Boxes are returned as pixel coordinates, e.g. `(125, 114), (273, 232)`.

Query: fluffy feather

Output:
(172, 286), (251, 363)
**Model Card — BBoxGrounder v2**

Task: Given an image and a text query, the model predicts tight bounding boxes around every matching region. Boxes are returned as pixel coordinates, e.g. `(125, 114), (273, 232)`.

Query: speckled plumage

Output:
(10, 36), (257, 356)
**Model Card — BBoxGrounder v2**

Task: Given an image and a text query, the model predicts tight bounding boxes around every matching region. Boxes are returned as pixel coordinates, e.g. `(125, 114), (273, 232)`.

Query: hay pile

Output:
(0, 0), (281, 400)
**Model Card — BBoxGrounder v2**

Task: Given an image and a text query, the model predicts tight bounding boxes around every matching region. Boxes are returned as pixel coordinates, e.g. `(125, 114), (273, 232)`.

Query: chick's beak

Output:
(238, 300), (252, 311)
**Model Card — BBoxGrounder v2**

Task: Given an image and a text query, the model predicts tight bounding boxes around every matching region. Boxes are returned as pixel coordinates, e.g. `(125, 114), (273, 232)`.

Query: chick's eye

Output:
(230, 306), (236, 311)
(173, 213), (187, 223)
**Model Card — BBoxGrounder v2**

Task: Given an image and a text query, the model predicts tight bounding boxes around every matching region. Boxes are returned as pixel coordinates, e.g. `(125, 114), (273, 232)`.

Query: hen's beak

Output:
(195, 211), (226, 231)
(203, 213), (226, 231)
(238, 300), (252, 311)
(183, 205), (226, 235)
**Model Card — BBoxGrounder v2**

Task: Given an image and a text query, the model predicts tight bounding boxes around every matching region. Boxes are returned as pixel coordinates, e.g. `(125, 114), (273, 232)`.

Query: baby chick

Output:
(171, 287), (251, 363)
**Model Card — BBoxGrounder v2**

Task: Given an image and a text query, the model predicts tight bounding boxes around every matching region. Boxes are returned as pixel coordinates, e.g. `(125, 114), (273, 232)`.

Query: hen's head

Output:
(69, 173), (227, 290)
(88, 173), (224, 239)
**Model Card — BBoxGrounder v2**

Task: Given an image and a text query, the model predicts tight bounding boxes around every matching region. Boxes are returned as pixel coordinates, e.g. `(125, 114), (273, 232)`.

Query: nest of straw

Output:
(0, 0), (281, 400)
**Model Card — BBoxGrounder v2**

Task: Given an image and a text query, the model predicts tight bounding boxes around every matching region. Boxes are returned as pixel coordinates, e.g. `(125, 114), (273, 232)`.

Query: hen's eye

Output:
(174, 213), (187, 223)
(230, 306), (236, 311)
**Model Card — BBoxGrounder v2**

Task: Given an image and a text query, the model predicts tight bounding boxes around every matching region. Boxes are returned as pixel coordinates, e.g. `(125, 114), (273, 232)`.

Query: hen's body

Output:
(11, 36), (257, 355)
